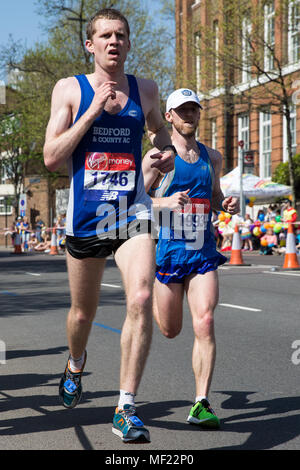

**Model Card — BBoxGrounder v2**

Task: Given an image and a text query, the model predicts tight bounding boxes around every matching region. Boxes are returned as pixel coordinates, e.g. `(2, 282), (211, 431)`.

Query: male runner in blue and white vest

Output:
(43, 8), (175, 443)
(143, 88), (239, 429)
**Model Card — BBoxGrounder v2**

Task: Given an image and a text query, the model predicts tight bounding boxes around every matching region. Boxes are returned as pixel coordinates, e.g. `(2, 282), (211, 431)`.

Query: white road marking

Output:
(101, 283), (122, 289)
(219, 303), (262, 312)
(25, 272), (41, 276)
(262, 270), (300, 277)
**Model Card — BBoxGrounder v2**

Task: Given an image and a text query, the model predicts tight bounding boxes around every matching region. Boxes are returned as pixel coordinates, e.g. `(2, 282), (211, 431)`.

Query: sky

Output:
(0, 0), (165, 82)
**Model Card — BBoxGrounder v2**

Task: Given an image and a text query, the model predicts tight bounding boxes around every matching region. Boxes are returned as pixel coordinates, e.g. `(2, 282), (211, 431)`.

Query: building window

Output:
(283, 103), (297, 162)
(241, 17), (252, 83)
(238, 114), (250, 151)
(0, 197), (12, 215)
(288, 0), (300, 64)
(211, 118), (217, 148)
(194, 32), (201, 94)
(264, 1), (275, 71)
(259, 111), (272, 178)
(213, 20), (219, 86)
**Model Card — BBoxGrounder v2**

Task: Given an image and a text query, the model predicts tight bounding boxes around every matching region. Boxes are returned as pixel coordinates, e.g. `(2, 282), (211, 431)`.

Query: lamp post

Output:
(238, 140), (245, 218)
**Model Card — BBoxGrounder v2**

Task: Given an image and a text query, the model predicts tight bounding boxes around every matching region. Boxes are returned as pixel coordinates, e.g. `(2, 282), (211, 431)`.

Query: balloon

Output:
(225, 218), (231, 224)
(260, 225), (267, 233)
(218, 212), (226, 221)
(274, 223), (282, 233)
(248, 202), (254, 207)
(275, 215), (281, 222)
(258, 213), (265, 222)
(260, 238), (268, 246)
(253, 227), (261, 237)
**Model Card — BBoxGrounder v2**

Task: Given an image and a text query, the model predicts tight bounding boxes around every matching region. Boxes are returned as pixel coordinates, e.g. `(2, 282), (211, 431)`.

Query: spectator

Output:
(34, 234), (51, 253)
(35, 218), (46, 242)
(241, 213), (253, 251)
(282, 200), (297, 223)
(260, 228), (278, 255)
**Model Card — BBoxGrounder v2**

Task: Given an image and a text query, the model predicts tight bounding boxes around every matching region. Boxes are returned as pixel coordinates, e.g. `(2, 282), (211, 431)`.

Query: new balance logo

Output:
(99, 191), (119, 201)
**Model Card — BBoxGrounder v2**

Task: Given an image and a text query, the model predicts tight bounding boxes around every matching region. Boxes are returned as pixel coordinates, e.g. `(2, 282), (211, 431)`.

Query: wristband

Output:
(162, 145), (177, 155)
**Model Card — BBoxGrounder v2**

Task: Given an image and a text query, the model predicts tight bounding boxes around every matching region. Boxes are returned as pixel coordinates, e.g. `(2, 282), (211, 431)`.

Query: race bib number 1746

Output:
(84, 152), (136, 192)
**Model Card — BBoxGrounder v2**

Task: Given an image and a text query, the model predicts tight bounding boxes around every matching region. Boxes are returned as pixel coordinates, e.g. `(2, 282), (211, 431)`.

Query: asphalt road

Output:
(0, 247), (299, 453)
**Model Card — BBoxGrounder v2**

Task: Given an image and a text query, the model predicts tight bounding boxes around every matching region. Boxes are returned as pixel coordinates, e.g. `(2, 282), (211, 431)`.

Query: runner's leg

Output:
(114, 233), (155, 394)
(184, 270), (219, 397)
(153, 278), (185, 338)
(66, 252), (106, 360)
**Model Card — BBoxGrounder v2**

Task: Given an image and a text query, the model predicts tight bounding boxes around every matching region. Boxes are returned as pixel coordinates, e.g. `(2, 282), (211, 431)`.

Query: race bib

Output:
(84, 152), (136, 194)
(173, 198), (211, 237)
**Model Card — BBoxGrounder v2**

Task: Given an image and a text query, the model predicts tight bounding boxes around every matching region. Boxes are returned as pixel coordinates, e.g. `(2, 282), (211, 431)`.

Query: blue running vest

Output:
(152, 142), (226, 267)
(66, 74), (152, 237)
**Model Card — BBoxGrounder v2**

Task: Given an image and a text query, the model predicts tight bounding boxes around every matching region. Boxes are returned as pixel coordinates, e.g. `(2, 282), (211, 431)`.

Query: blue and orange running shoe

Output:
(59, 351), (87, 409)
(112, 404), (150, 442)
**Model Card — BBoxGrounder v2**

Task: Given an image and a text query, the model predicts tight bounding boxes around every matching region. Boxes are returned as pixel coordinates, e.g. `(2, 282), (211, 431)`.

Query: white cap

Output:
(166, 88), (203, 112)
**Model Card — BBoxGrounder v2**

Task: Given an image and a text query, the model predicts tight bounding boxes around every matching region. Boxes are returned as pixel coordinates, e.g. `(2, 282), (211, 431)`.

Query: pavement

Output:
(0, 245), (299, 455)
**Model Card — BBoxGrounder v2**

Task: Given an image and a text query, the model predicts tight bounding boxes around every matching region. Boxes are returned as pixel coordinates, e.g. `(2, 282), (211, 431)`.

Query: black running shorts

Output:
(66, 219), (155, 259)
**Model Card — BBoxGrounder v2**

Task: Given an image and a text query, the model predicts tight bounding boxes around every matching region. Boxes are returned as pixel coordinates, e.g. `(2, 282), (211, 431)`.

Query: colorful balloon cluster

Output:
(245, 197), (256, 208)
(217, 211), (233, 234)
(251, 219), (283, 238)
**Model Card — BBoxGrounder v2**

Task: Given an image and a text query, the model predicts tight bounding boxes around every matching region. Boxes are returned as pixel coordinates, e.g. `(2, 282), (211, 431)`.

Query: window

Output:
(288, 0), (300, 64)
(259, 111), (272, 178)
(264, 1), (275, 71)
(241, 17), (252, 82)
(211, 119), (217, 148)
(194, 32), (201, 94)
(213, 20), (219, 86)
(283, 103), (297, 162)
(0, 197), (12, 215)
(238, 114), (250, 171)
(238, 114), (250, 151)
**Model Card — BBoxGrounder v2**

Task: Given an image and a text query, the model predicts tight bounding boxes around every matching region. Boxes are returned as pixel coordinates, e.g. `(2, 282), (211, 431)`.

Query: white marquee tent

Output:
(220, 166), (292, 203)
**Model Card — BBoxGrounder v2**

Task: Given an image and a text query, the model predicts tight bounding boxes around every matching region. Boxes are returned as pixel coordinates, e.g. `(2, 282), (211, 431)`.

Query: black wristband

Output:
(162, 145), (177, 155)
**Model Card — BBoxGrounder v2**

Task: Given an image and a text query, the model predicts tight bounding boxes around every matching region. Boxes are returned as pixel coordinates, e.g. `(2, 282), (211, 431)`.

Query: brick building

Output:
(175, 0), (300, 180)
(0, 85), (68, 246)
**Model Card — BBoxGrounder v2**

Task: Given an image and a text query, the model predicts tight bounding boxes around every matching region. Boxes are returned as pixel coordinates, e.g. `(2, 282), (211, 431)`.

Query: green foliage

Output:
(273, 154), (300, 199)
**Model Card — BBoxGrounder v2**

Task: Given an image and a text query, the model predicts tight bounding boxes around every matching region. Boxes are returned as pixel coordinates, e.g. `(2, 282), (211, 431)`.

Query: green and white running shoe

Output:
(187, 399), (220, 429)
(112, 404), (150, 442)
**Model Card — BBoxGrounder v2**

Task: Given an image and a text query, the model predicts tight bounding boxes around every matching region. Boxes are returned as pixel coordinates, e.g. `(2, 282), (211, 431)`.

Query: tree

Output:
(189, 0), (299, 204)
(273, 153), (300, 200)
(0, 0), (175, 164)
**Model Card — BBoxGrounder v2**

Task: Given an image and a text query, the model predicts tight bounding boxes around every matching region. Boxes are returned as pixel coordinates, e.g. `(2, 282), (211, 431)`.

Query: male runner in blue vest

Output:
(143, 88), (239, 429)
(43, 8), (175, 443)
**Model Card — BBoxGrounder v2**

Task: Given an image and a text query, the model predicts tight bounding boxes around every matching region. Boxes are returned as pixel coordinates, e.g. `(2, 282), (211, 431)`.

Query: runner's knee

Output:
(127, 286), (152, 318)
(192, 310), (215, 339)
(69, 307), (95, 325)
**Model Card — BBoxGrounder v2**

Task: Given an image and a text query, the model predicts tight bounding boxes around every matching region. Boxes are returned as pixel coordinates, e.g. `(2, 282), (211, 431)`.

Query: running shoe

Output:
(112, 404), (150, 442)
(58, 351), (87, 409)
(187, 399), (220, 429)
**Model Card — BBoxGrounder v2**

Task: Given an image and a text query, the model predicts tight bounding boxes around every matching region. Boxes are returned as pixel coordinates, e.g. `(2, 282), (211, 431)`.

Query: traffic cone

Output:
(49, 228), (58, 255)
(229, 224), (250, 266)
(282, 223), (300, 270)
(13, 231), (22, 254)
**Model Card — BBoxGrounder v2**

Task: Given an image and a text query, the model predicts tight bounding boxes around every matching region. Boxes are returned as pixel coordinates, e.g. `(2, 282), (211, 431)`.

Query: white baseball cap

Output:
(166, 88), (203, 112)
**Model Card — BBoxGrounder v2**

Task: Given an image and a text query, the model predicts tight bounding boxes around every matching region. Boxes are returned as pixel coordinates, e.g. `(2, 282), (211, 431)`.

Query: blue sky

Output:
(0, 0), (45, 49)
(0, 0), (165, 81)
(0, 0), (163, 48)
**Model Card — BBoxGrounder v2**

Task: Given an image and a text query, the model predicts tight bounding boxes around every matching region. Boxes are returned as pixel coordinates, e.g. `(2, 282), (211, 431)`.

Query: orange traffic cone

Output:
(49, 228), (58, 255)
(13, 231), (22, 254)
(229, 224), (250, 266)
(282, 223), (300, 270)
